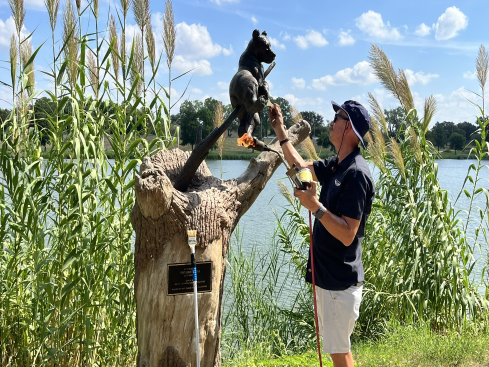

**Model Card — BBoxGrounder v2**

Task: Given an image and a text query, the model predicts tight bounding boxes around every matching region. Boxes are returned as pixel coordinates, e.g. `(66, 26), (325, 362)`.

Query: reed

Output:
(0, 0), (175, 363)
(228, 45), (489, 356)
(477, 45), (488, 111)
(62, 0), (78, 93)
(162, 0), (176, 119)
(109, 15), (120, 83)
(130, 33), (144, 98)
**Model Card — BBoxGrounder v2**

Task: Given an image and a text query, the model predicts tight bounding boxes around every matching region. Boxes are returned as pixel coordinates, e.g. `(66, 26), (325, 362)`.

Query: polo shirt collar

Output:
(338, 147), (361, 168)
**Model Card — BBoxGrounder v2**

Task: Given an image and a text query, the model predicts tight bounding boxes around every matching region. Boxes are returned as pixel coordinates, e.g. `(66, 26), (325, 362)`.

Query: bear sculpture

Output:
(229, 29), (276, 138)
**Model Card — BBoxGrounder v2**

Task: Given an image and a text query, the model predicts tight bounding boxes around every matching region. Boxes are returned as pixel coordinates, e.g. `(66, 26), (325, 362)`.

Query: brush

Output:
(187, 230), (200, 367)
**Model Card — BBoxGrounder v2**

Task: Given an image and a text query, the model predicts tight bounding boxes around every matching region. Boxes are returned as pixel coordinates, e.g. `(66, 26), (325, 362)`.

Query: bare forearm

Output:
(297, 188), (358, 247)
(318, 209), (357, 246)
(275, 126), (307, 169)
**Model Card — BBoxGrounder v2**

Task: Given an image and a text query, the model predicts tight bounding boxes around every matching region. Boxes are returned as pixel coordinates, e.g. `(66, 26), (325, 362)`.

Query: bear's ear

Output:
(261, 30), (267, 37)
(253, 29), (260, 39)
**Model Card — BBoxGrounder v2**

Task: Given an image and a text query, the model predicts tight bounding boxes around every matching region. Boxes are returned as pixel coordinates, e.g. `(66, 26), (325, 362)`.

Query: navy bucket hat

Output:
(331, 100), (371, 149)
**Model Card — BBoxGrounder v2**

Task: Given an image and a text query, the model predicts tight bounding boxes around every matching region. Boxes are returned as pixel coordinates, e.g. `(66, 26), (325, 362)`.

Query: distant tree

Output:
(274, 97), (292, 128)
(300, 111), (324, 137)
(449, 132), (466, 154)
(196, 101), (214, 139)
(223, 104), (237, 137)
(259, 96), (292, 138)
(179, 100), (200, 148)
(34, 97), (57, 148)
(316, 124), (333, 150)
(384, 107), (405, 137)
(457, 121), (478, 141)
(432, 123), (446, 151)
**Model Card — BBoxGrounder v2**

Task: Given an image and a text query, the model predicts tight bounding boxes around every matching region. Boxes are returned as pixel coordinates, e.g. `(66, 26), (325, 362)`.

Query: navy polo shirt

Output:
(306, 147), (375, 291)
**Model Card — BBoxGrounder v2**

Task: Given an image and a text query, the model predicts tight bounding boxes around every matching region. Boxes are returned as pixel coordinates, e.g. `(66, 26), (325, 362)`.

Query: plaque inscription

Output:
(167, 261), (212, 295)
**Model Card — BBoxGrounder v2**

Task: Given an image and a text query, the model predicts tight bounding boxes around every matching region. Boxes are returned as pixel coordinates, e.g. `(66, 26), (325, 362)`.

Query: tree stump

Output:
(131, 120), (311, 367)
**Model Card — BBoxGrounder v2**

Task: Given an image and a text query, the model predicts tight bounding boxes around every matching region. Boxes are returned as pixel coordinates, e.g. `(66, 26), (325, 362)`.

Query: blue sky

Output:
(0, 0), (488, 126)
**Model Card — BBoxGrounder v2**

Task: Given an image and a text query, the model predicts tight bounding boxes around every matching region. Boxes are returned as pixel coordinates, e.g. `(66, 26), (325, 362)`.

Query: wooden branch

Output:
(236, 120), (311, 219)
(131, 120), (311, 367)
(173, 105), (242, 192)
(134, 157), (173, 220)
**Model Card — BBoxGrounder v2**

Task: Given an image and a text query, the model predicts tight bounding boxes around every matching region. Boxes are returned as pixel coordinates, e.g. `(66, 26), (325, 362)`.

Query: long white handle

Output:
(191, 247), (200, 367)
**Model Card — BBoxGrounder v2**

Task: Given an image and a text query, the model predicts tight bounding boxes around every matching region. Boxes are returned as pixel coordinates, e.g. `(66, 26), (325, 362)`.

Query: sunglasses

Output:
(333, 113), (349, 123)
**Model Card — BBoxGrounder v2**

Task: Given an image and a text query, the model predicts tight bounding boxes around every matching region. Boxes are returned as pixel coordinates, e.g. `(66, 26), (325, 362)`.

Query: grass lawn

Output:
(222, 324), (489, 366)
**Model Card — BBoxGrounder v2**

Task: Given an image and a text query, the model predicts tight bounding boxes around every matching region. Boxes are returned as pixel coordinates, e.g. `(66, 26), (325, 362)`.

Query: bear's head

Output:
(252, 29), (276, 64)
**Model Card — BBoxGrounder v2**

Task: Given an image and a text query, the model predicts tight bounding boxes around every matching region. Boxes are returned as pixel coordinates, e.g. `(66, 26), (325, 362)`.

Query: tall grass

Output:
(0, 0), (177, 365)
(222, 224), (316, 362)
(222, 45), (489, 361)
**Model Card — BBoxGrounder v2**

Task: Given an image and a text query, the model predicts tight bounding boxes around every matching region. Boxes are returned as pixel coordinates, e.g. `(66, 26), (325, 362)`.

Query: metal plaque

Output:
(167, 261), (213, 296)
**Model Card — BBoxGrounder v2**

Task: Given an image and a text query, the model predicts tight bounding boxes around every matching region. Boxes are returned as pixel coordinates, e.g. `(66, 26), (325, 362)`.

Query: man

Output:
(269, 100), (375, 367)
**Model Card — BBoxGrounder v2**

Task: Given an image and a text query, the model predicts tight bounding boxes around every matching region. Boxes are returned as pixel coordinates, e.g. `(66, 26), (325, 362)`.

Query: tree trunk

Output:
(131, 120), (310, 367)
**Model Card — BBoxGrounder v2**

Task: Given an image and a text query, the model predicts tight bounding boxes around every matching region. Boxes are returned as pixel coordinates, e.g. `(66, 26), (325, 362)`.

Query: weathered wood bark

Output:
(131, 120), (311, 367)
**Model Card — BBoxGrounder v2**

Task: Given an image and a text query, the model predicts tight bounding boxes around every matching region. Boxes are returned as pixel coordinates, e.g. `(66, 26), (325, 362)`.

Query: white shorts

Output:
(315, 285), (363, 354)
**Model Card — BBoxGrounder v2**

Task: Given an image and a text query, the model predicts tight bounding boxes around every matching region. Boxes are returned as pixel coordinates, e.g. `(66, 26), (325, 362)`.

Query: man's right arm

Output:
(269, 104), (318, 181)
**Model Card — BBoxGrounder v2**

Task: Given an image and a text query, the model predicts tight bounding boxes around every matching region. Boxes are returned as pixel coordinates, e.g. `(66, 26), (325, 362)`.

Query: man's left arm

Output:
(294, 171), (368, 246)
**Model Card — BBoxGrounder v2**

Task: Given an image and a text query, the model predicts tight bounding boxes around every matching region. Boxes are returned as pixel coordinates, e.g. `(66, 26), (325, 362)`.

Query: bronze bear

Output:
(229, 29), (276, 138)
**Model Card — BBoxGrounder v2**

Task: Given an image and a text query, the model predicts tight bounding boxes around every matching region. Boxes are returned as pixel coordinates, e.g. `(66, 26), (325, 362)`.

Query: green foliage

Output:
(449, 131), (466, 152)
(223, 322), (489, 366)
(178, 97), (223, 147)
(316, 129), (332, 150)
(0, 2), (176, 365)
(300, 111), (324, 137)
(359, 109), (487, 338)
(223, 72), (489, 363)
(0, 108), (11, 141)
(259, 96), (293, 138)
(222, 223), (316, 362)
(384, 106), (405, 137)
(428, 121), (474, 151)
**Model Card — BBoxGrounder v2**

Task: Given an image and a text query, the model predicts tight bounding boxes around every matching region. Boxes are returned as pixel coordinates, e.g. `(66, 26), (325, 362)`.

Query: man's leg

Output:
(330, 352), (354, 367)
(315, 285), (362, 366)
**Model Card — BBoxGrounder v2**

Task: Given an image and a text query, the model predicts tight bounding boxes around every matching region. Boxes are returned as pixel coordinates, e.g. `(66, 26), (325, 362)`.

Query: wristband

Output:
(279, 138), (289, 146)
(313, 204), (326, 219)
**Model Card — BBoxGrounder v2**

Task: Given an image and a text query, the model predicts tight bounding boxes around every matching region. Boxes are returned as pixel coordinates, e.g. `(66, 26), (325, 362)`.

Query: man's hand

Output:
(269, 104), (286, 140)
(294, 181), (321, 213)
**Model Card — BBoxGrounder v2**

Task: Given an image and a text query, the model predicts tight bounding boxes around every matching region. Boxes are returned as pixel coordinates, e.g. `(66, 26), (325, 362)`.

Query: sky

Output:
(0, 0), (488, 127)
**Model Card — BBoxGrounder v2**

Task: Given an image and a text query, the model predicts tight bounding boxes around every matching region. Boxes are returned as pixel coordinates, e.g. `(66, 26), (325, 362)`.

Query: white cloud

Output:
(355, 10), (401, 41)
(338, 30), (355, 46)
(431, 87), (475, 124)
(404, 69), (439, 85)
(267, 80), (274, 90)
(269, 36), (285, 50)
(0, 16), (29, 49)
(25, 0), (45, 7)
(284, 93), (324, 108)
(222, 45), (233, 56)
(175, 22), (223, 59)
(173, 55), (212, 76)
(291, 77), (306, 89)
(210, 0), (239, 5)
(463, 71), (477, 80)
(435, 6), (468, 41)
(293, 30), (328, 49)
(414, 23), (431, 37)
(311, 61), (376, 90)
(251, 16), (258, 25)
(294, 35), (308, 49)
(280, 31), (291, 41)
(217, 81), (229, 90)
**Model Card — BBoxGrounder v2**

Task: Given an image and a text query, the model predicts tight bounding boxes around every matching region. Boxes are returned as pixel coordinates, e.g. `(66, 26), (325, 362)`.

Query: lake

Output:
(206, 158), (489, 300)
